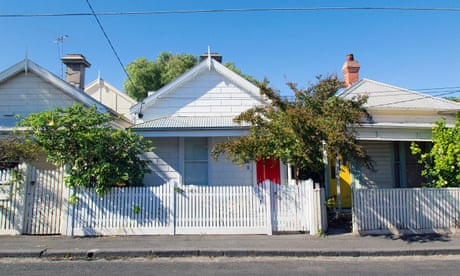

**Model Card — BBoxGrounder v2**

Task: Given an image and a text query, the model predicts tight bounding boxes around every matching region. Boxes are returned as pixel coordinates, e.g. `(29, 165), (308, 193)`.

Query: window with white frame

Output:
(184, 137), (208, 185)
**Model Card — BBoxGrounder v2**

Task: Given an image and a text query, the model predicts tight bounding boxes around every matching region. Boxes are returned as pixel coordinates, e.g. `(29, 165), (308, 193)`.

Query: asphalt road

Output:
(1, 256), (460, 276)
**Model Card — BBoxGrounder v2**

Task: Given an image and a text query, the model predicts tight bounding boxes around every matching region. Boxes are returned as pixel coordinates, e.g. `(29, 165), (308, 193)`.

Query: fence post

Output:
(314, 184), (328, 234)
(352, 189), (359, 235)
(170, 180), (176, 235)
(58, 167), (71, 236)
(265, 180), (273, 235)
(307, 180), (317, 236)
(300, 180), (310, 232)
(63, 186), (75, 236)
(16, 163), (28, 234)
(17, 163), (32, 235)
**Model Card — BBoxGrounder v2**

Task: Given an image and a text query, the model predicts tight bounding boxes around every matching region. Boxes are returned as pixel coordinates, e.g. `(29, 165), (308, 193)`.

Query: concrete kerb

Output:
(7, 248), (460, 259)
(41, 249), (89, 259)
(85, 249), (154, 259)
(2, 233), (460, 260)
(0, 249), (45, 258)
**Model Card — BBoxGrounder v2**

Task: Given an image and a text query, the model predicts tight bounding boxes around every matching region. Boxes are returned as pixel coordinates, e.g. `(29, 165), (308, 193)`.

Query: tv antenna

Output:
(54, 35), (69, 78)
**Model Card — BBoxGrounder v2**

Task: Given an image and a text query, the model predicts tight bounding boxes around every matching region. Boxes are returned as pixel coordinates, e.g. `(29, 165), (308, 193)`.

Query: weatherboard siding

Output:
(357, 127), (432, 141)
(0, 72), (77, 120)
(209, 137), (254, 186)
(143, 138), (180, 186)
(142, 137), (254, 187)
(356, 141), (393, 189)
(369, 110), (450, 125)
(85, 83), (135, 118)
(142, 71), (261, 120)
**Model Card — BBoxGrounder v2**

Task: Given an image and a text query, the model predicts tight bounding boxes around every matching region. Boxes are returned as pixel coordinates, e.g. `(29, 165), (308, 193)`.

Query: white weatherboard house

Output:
(331, 54), (460, 209)
(0, 54), (131, 134)
(0, 54), (133, 235)
(130, 54), (291, 187)
(0, 54), (131, 172)
(122, 53), (325, 236)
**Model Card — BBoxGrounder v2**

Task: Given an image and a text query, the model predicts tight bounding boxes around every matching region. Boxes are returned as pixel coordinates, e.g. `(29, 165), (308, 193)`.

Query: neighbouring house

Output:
(328, 54), (460, 208)
(131, 52), (297, 187)
(85, 76), (136, 120)
(0, 54), (131, 167)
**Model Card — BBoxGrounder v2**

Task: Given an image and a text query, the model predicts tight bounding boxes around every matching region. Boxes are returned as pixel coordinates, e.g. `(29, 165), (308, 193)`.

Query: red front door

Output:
(256, 158), (280, 184)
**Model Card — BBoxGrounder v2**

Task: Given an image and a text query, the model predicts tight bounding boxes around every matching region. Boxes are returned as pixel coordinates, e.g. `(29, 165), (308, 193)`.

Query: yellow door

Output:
(329, 158), (352, 209)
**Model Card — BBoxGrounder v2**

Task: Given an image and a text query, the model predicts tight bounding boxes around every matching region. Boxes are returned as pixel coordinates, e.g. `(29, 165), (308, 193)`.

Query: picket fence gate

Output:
(353, 188), (460, 235)
(1, 164), (326, 236)
(0, 164), (68, 235)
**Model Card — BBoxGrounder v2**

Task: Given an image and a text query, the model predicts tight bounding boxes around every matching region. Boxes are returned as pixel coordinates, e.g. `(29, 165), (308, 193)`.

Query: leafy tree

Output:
(158, 52), (197, 85)
(445, 97), (460, 102)
(0, 136), (40, 169)
(124, 52), (198, 101)
(411, 114), (460, 187)
(124, 58), (160, 102)
(224, 61), (260, 86)
(124, 52), (259, 101)
(20, 104), (153, 196)
(212, 75), (372, 182)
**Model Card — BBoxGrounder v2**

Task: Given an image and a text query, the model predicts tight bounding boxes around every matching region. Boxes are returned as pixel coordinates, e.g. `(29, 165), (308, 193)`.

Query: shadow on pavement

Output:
(385, 233), (452, 243)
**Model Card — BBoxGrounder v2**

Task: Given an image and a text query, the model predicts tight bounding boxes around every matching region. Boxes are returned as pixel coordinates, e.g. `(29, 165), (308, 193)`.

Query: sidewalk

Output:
(1, 232), (460, 259)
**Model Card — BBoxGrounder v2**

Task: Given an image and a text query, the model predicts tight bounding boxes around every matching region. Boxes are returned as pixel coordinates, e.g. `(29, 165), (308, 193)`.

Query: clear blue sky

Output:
(1, 0), (460, 98)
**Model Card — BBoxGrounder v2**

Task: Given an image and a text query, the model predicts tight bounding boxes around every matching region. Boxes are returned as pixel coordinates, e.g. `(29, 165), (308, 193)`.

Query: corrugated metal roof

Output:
(133, 116), (250, 129)
(340, 79), (460, 111)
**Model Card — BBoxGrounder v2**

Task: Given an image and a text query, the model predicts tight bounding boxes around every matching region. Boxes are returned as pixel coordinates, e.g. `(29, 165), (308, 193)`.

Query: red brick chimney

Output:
(342, 54), (360, 88)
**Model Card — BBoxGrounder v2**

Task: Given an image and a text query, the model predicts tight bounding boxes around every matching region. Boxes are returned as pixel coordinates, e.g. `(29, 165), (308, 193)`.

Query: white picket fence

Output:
(1, 164), (326, 236)
(173, 184), (270, 235)
(72, 184), (173, 236)
(71, 180), (325, 236)
(353, 188), (460, 235)
(0, 164), (68, 235)
(22, 166), (67, 235)
(0, 167), (26, 235)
